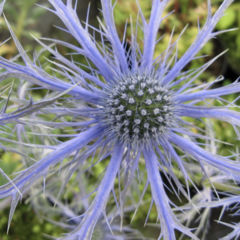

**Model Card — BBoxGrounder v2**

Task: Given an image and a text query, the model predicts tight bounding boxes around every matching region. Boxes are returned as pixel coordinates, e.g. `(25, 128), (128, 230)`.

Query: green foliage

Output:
(0, 0), (48, 57)
(215, 1), (240, 74)
(217, 8), (236, 29)
(0, 204), (63, 240)
(0, 152), (21, 186)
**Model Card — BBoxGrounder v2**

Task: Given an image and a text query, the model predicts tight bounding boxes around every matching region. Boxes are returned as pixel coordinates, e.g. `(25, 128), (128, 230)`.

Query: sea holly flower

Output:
(0, 0), (240, 239)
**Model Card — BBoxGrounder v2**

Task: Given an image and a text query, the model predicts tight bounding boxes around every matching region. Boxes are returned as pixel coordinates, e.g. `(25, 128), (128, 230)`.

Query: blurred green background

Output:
(0, 0), (240, 239)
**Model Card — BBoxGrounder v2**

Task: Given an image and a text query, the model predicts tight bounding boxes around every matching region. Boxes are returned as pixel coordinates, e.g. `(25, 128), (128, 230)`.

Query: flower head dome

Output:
(100, 71), (179, 146)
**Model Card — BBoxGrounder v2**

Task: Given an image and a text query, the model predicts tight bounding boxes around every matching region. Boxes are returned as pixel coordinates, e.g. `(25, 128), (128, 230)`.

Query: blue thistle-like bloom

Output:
(0, 0), (240, 239)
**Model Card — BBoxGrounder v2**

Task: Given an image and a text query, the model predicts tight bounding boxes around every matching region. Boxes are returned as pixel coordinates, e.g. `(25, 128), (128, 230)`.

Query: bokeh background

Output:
(0, 0), (240, 239)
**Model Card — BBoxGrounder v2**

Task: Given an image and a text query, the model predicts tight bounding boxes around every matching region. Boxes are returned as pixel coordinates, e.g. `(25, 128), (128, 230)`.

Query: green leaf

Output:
(31, 5), (48, 18)
(22, 30), (41, 39)
(236, 32), (240, 51)
(216, 9), (236, 30)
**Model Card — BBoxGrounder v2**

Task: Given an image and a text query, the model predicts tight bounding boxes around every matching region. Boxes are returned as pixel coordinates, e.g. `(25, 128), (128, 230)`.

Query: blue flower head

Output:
(0, 0), (240, 239)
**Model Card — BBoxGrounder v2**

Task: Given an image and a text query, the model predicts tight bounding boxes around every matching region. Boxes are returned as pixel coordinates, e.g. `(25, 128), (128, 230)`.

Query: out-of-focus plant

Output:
(215, 0), (240, 74)
(0, 0), (47, 57)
